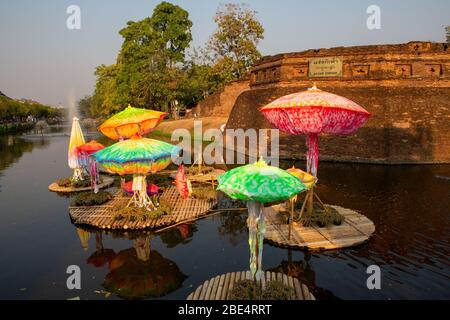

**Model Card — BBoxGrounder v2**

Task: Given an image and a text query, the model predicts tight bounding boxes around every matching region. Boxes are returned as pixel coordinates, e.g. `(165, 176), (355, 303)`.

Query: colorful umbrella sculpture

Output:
(286, 166), (317, 239)
(92, 136), (180, 210)
(76, 140), (105, 190)
(217, 158), (307, 280)
(261, 85), (370, 177)
(174, 164), (191, 199)
(287, 166), (317, 190)
(98, 105), (166, 141)
(261, 84), (370, 216)
(68, 117), (86, 181)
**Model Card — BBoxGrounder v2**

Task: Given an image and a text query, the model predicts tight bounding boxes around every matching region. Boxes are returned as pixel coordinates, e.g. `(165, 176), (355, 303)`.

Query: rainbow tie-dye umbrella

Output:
(92, 136), (180, 210)
(217, 158), (306, 280)
(68, 117), (86, 181)
(98, 105), (166, 141)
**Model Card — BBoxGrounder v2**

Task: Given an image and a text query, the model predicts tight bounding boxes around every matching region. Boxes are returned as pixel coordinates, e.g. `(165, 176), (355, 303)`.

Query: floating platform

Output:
(188, 169), (226, 184)
(48, 176), (115, 193)
(69, 186), (216, 230)
(187, 271), (315, 300)
(264, 205), (375, 251)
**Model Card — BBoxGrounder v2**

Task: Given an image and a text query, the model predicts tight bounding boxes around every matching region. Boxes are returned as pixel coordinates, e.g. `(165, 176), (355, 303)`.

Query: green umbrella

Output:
(217, 158), (307, 280)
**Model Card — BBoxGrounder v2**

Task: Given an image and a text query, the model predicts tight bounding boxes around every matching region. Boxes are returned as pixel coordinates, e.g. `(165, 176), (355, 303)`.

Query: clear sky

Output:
(0, 0), (449, 106)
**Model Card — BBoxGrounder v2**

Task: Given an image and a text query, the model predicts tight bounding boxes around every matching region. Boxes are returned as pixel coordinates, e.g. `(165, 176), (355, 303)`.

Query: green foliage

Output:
(71, 191), (113, 207)
(229, 280), (294, 300)
(86, 2), (264, 117)
(0, 95), (60, 121)
(112, 199), (172, 221)
(57, 176), (93, 188)
(291, 200), (343, 227)
(446, 26), (450, 43)
(207, 3), (264, 80)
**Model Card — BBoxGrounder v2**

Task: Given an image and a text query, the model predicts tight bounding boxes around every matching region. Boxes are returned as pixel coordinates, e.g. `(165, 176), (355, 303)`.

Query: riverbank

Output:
(0, 122), (34, 135)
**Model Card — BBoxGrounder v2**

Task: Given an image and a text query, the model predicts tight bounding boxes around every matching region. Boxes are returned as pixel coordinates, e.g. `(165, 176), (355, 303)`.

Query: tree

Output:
(91, 64), (119, 116)
(207, 3), (264, 81)
(151, 1), (193, 67)
(113, 1), (193, 112)
(77, 95), (92, 118)
(446, 26), (450, 43)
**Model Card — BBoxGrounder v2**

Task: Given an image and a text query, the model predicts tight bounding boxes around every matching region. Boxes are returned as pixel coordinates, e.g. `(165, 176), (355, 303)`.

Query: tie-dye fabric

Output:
(260, 87), (370, 136)
(217, 159), (307, 203)
(99, 105), (166, 140)
(92, 137), (180, 175)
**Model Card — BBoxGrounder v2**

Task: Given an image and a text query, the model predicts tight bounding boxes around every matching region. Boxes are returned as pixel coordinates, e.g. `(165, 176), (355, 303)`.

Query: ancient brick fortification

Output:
(225, 42), (450, 164)
(192, 78), (249, 117)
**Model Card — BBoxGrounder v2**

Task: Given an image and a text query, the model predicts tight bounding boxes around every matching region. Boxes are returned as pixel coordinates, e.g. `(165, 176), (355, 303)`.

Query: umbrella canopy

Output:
(92, 136), (180, 176)
(218, 158), (306, 280)
(217, 158), (307, 203)
(99, 105), (166, 140)
(260, 85), (370, 177)
(76, 140), (105, 156)
(68, 117), (86, 180)
(92, 136), (180, 209)
(76, 140), (105, 168)
(287, 166), (317, 190)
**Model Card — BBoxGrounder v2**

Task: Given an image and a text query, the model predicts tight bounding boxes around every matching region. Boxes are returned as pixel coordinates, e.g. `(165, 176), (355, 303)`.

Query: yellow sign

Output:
(309, 56), (343, 77)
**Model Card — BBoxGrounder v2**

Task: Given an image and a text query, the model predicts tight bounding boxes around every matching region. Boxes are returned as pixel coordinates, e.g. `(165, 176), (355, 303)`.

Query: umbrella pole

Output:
(305, 133), (319, 216)
(298, 191), (309, 223)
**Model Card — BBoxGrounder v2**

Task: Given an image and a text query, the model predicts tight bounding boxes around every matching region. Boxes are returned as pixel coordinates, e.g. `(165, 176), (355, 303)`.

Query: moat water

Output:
(0, 127), (448, 300)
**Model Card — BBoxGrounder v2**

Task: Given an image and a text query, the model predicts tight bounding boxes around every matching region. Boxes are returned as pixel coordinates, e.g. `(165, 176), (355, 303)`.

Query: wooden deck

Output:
(48, 176), (115, 193)
(69, 186), (216, 230)
(264, 205), (375, 251)
(187, 271), (315, 300)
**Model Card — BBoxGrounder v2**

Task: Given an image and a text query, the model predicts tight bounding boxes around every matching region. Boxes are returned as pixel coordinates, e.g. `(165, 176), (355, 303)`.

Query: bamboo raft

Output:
(69, 186), (216, 230)
(264, 205), (375, 250)
(48, 176), (115, 193)
(187, 271), (315, 300)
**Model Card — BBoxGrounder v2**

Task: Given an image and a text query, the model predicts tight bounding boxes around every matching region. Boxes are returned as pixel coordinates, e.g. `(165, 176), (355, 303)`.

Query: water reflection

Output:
(269, 251), (339, 300)
(75, 228), (187, 299)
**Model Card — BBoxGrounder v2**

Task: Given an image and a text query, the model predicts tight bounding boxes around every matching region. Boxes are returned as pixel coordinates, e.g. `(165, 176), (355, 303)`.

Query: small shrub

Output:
(190, 187), (217, 200)
(292, 200), (343, 228)
(112, 199), (172, 222)
(71, 191), (112, 206)
(229, 280), (295, 300)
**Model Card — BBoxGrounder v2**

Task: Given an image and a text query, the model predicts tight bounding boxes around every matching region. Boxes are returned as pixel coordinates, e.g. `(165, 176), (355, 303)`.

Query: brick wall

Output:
(225, 42), (450, 164)
(192, 79), (249, 117)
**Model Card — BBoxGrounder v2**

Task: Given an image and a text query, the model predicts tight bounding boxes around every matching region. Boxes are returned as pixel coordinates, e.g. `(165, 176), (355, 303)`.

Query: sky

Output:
(0, 0), (449, 106)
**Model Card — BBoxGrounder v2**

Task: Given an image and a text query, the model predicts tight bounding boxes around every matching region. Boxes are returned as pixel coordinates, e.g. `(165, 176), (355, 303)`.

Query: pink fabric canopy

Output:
(261, 85), (370, 177)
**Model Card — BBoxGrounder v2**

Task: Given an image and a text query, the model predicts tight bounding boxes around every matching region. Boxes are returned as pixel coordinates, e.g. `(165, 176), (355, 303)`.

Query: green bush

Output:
(229, 280), (295, 300)
(71, 191), (113, 206)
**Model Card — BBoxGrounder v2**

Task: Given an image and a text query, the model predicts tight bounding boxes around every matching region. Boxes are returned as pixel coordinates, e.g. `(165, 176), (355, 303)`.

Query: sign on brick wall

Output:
(309, 56), (343, 77)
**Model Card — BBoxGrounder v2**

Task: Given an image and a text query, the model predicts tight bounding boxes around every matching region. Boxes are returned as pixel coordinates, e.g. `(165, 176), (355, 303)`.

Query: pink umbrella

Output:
(260, 84), (370, 216)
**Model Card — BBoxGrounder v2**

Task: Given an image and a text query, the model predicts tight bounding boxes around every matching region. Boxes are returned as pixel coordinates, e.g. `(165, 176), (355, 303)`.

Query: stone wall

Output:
(226, 42), (450, 164)
(192, 79), (249, 117)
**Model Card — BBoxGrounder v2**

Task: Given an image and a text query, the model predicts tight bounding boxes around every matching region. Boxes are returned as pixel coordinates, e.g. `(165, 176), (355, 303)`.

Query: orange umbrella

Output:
(99, 105), (166, 140)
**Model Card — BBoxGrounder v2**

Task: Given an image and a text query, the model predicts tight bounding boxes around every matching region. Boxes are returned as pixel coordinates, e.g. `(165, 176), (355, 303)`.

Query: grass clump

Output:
(292, 200), (343, 227)
(71, 191), (112, 207)
(57, 176), (93, 189)
(229, 280), (295, 300)
(112, 199), (171, 222)
(190, 187), (217, 200)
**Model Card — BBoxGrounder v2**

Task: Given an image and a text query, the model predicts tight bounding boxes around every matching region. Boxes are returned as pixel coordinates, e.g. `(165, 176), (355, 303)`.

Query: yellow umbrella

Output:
(68, 117), (86, 181)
